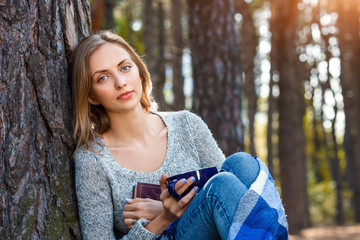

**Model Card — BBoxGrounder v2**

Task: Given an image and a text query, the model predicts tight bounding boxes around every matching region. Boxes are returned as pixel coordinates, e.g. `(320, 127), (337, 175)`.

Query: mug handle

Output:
(168, 179), (182, 200)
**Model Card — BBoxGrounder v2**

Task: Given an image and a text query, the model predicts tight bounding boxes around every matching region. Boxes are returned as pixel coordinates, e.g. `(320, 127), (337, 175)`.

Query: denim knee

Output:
(204, 172), (247, 199)
(221, 152), (260, 189)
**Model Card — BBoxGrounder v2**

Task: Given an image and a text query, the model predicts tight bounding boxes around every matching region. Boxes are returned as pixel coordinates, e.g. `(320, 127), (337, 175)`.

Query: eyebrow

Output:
(92, 59), (131, 78)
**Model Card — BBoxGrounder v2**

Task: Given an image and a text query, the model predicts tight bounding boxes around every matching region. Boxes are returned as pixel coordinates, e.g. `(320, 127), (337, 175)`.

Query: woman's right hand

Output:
(144, 174), (198, 235)
(158, 173), (199, 221)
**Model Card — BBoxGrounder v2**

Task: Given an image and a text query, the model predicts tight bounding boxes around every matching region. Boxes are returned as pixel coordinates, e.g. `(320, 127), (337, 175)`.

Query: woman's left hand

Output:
(123, 198), (164, 229)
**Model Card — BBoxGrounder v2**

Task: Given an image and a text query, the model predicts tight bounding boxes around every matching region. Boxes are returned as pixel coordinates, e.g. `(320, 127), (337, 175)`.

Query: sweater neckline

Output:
(97, 112), (170, 175)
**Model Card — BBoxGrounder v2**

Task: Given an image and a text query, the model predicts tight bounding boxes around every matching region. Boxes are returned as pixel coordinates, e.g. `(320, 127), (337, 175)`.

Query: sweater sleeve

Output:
(75, 149), (160, 240)
(185, 111), (226, 169)
(75, 150), (117, 240)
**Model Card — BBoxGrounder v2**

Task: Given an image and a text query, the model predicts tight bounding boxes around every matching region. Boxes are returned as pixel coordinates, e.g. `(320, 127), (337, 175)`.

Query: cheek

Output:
(91, 85), (107, 100)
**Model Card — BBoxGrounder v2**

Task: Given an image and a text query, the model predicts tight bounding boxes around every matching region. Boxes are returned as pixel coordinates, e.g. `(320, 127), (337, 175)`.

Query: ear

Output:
(88, 97), (100, 105)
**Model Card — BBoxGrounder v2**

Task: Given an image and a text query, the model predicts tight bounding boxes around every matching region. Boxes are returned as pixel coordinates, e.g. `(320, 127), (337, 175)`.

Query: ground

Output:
(289, 224), (360, 240)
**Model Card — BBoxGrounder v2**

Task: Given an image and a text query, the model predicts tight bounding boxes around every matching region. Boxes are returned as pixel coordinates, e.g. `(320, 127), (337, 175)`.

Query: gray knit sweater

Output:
(74, 110), (225, 240)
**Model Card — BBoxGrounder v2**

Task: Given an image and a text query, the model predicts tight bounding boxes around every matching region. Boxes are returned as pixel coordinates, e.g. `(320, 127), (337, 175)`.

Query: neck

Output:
(104, 106), (154, 146)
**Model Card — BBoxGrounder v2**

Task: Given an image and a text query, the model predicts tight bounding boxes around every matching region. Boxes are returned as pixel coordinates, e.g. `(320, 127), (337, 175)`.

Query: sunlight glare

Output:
(272, 85), (280, 97)
(258, 25), (269, 38)
(259, 40), (271, 55)
(335, 110), (345, 137)
(329, 36), (338, 46)
(304, 0), (319, 7)
(310, 75), (318, 87)
(324, 89), (335, 107)
(260, 59), (271, 73)
(329, 58), (340, 78)
(320, 14), (332, 26)
(323, 105), (335, 120)
(323, 120), (332, 131)
(131, 20), (142, 32)
(311, 24), (321, 42)
(330, 78), (341, 93)
(260, 85), (270, 98)
(234, 13), (243, 22)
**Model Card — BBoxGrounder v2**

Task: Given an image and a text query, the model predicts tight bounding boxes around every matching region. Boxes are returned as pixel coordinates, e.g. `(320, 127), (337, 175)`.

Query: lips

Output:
(117, 91), (134, 100)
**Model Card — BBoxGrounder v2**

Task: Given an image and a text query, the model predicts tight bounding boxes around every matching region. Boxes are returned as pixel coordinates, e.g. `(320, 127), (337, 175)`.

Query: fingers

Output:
(165, 186), (199, 219)
(160, 173), (198, 201)
(124, 198), (164, 223)
(159, 173), (168, 192)
(174, 176), (196, 197)
(180, 186), (199, 206)
(124, 218), (137, 229)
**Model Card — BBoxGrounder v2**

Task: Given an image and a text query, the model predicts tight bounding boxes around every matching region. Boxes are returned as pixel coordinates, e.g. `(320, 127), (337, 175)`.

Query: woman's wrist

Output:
(145, 213), (173, 235)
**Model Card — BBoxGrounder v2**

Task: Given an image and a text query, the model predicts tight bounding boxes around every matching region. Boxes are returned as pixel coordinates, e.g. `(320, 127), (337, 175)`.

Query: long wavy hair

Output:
(71, 30), (158, 154)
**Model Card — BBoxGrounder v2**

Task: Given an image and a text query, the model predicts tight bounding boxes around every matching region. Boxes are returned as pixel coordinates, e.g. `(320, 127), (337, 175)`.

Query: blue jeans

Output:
(173, 152), (260, 240)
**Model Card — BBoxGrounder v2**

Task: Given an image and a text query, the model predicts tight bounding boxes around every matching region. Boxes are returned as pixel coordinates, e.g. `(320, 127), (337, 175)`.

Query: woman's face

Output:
(88, 42), (143, 114)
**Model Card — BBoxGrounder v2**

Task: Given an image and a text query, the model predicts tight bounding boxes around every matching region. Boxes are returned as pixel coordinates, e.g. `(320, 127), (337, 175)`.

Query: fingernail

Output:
(126, 199), (132, 202)
(194, 187), (199, 192)
(181, 178), (186, 183)
(190, 177), (195, 182)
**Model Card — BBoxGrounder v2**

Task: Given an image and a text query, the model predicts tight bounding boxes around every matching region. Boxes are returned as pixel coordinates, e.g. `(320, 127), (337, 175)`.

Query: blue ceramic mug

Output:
(166, 167), (218, 200)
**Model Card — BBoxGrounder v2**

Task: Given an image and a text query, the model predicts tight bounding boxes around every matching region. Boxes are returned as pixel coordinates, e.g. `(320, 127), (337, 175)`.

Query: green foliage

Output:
(113, 6), (144, 56)
(308, 174), (336, 224)
(249, 0), (267, 10)
(304, 106), (354, 224)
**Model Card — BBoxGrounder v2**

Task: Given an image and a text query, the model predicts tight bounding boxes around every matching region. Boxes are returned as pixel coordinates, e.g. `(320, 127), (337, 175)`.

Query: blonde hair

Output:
(71, 30), (157, 153)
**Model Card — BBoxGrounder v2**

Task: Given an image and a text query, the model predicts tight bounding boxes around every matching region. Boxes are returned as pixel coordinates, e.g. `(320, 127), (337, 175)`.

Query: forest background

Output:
(1, 0), (360, 239)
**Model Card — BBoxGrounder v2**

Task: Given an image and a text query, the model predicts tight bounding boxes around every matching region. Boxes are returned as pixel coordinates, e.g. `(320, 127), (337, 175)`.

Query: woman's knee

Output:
(203, 172), (247, 199)
(221, 152), (260, 188)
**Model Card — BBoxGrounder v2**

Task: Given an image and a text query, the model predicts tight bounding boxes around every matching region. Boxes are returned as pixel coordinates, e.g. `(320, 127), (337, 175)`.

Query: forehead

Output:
(89, 42), (131, 74)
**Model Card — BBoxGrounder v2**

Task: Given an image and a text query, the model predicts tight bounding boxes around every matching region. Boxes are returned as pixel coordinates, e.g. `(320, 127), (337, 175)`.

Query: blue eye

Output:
(98, 76), (107, 82)
(122, 65), (131, 71)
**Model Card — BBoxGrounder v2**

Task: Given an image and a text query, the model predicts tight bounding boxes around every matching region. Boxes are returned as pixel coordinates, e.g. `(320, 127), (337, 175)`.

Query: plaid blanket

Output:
(228, 156), (289, 240)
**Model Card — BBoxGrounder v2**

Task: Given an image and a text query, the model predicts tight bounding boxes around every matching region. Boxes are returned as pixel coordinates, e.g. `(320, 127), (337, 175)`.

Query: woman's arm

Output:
(75, 151), (117, 240)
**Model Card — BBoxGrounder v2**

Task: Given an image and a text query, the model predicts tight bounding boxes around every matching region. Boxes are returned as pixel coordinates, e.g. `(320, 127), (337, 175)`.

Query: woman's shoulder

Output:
(156, 110), (201, 123)
(73, 139), (105, 164)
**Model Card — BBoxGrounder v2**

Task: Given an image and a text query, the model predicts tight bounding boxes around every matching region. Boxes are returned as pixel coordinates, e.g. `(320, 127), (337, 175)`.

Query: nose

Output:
(114, 73), (127, 89)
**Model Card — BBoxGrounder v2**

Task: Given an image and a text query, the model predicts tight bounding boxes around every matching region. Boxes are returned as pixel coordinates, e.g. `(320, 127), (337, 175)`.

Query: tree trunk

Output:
(187, 0), (243, 156)
(234, 0), (258, 156)
(104, 0), (115, 30)
(143, 0), (167, 110)
(91, 0), (105, 31)
(154, 1), (168, 111)
(0, 1), (90, 239)
(337, 0), (360, 222)
(270, 0), (310, 233)
(171, 0), (185, 110)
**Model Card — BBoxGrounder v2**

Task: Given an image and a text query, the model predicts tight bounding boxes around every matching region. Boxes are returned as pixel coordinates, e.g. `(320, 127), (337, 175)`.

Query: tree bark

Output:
(171, 0), (185, 110)
(270, 0), (310, 233)
(187, 0), (243, 156)
(0, 1), (90, 239)
(337, 0), (360, 223)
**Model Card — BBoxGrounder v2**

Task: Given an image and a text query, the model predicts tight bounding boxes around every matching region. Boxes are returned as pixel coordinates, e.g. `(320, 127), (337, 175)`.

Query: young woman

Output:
(71, 30), (288, 240)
